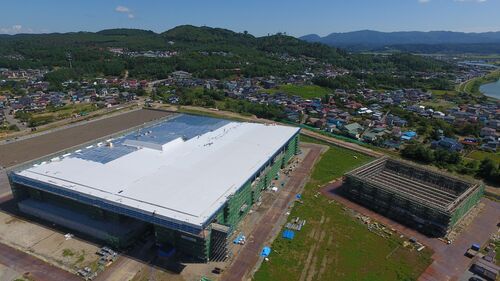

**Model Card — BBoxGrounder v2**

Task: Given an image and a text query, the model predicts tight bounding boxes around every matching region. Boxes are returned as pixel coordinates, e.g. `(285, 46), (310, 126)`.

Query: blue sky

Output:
(0, 0), (498, 36)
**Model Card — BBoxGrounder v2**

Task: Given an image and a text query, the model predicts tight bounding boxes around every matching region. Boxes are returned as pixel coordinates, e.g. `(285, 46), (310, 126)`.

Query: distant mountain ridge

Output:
(300, 30), (500, 53)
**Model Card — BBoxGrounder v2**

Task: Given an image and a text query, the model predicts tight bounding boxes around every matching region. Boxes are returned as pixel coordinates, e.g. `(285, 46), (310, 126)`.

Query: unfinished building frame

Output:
(344, 157), (484, 237)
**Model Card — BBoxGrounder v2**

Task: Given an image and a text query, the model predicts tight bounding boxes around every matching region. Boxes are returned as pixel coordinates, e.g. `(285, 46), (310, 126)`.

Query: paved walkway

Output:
(222, 144), (324, 281)
(0, 242), (80, 281)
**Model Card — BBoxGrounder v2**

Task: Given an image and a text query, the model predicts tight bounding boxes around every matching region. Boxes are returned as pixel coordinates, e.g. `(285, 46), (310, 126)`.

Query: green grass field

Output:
(467, 150), (500, 163)
(253, 136), (432, 281)
(27, 103), (98, 127)
(262, 85), (332, 99)
(430, 89), (457, 97)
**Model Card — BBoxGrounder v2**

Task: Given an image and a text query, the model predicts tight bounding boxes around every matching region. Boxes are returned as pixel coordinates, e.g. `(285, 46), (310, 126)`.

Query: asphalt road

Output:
(0, 242), (80, 281)
(0, 109), (171, 168)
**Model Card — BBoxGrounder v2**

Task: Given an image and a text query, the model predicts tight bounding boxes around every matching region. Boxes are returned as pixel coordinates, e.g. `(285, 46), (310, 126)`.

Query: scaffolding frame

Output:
(344, 157), (484, 237)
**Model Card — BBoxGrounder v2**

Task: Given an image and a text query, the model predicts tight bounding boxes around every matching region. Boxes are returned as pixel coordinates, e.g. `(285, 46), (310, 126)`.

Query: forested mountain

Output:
(0, 25), (453, 81)
(300, 30), (500, 53)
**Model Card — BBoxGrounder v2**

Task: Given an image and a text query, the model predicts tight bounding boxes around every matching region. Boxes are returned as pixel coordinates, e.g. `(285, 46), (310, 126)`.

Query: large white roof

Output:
(15, 117), (299, 229)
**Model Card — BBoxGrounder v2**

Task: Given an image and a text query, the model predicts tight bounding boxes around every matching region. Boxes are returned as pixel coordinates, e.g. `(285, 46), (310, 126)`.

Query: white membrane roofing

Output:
(15, 116), (299, 228)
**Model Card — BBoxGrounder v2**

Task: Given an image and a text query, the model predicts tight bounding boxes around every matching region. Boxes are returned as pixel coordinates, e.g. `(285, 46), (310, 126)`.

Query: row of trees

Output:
(313, 72), (453, 91)
(175, 88), (286, 120)
(401, 143), (500, 183)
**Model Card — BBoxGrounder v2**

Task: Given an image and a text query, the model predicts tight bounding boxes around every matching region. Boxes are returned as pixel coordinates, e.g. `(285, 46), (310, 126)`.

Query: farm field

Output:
(253, 136), (432, 281)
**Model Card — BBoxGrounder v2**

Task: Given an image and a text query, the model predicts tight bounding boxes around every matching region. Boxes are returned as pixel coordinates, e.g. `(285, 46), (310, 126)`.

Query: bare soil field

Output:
(0, 109), (171, 168)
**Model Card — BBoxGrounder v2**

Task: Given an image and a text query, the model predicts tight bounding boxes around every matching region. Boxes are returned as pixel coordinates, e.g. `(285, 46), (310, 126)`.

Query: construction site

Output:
(344, 157), (485, 237)
(7, 113), (300, 263)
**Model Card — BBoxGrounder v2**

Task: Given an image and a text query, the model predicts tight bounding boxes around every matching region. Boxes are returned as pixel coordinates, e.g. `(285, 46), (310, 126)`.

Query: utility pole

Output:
(66, 52), (73, 69)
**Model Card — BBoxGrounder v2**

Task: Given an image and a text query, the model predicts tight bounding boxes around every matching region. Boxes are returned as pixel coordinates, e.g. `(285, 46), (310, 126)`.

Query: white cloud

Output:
(418, 0), (430, 3)
(0, 24), (34, 34)
(115, 5), (135, 19)
(115, 6), (130, 13)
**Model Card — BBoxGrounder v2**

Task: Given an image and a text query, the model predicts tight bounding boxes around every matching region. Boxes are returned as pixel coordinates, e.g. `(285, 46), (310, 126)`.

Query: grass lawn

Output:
(262, 85), (332, 99)
(430, 89), (457, 97)
(467, 150), (500, 163)
(253, 136), (432, 281)
(421, 99), (456, 111)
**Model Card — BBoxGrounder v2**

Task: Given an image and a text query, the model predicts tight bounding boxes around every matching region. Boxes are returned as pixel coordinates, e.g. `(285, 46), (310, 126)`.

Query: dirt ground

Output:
(0, 206), (101, 273)
(0, 169), (9, 198)
(0, 108), (171, 168)
(223, 144), (324, 281)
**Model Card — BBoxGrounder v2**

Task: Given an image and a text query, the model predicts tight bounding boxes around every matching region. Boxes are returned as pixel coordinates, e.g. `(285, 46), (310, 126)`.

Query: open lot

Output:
(0, 202), (101, 273)
(466, 150), (500, 163)
(0, 108), (170, 168)
(322, 182), (500, 281)
(0, 240), (80, 281)
(254, 137), (432, 281)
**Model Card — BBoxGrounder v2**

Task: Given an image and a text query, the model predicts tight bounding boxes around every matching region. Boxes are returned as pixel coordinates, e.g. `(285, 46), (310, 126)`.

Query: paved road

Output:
(2, 108), (27, 131)
(0, 242), (80, 281)
(223, 144), (324, 281)
(0, 109), (171, 168)
(300, 129), (383, 158)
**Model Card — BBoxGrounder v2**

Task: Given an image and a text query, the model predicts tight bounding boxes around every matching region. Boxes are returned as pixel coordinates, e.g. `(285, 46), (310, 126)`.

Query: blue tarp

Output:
(296, 194), (302, 199)
(401, 131), (417, 141)
(282, 230), (295, 240)
(261, 246), (271, 257)
(233, 233), (245, 244)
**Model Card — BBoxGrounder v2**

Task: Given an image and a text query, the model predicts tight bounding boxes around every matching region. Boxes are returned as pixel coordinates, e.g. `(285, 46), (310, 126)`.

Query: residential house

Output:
(431, 138), (463, 152)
